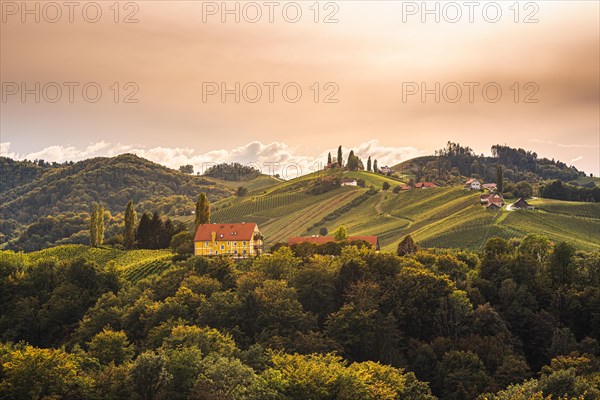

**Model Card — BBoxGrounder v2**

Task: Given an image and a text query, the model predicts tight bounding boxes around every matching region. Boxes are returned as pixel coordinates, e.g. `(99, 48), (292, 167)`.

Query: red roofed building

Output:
(415, 182), (437, 189)
(194, 223), (263, 257)
(288, 235), (380, 251)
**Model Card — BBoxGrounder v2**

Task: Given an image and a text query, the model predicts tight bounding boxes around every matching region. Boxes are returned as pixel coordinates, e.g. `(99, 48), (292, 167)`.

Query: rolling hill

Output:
(0, 154), (233, 247)
(200, 170), (600, 251)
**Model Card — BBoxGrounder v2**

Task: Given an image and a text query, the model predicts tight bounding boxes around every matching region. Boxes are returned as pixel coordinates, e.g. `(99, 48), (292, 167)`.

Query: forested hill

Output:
(393, 143), (590, 185)
(0, 154), (233, 245)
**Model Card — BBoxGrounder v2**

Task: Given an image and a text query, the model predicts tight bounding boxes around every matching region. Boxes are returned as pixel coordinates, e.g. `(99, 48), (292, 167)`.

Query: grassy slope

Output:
(200, 171), (600, 251)
(19, 244), (173, 272)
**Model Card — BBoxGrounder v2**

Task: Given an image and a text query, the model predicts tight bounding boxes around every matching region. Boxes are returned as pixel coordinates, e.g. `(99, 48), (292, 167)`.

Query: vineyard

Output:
(13, 244), (174, 281)
(121, 257), (173, 283)
(212, 192), (309, 222)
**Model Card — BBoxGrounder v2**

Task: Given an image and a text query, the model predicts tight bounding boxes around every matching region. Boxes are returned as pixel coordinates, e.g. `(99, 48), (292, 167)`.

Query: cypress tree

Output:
(124, 200), (137, 250)
(137, 213), (153, 249)
(373, 159), (378, 173)
(496, 165), (504, 193)
(90, 204), (98, 247)
(195, 193), (210, 232)
(367, 156), (372, 172)
(96, 205), (105, 246)
(337, 146), (343, 167)
(150, 212), (163, 249)
(327, 152), (332, 165)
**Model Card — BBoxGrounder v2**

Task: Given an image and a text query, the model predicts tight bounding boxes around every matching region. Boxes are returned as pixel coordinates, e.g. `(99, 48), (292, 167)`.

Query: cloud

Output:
(571, 156), (584, 163)
(0, 140), (422, 179)
(528, 139), (598, 149)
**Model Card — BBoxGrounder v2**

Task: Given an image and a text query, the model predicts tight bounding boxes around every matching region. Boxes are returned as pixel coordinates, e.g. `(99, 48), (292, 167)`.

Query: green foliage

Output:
(124, 200), (137, 250)
(0, 154), (231, 248)
(131, 351), (172, 400)
(0, 344), (93, 399)
(333, 226), (349, 241)
(397, 234), (418, 256)
(88, 327), (134, 365)
(195, 192), (211, 231)
(237, 186), (249, 197)
(203, 163), (260, 181)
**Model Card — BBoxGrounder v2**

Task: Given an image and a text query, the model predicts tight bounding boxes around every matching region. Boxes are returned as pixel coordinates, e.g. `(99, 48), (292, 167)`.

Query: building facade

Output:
(194, 222), (263, 257)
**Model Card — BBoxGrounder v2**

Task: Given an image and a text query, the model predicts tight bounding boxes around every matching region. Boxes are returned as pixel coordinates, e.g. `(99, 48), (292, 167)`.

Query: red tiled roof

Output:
(341, 178), (357, 183)
(194, 223), (257, 242)
(465, 178), (478, 184)
(288, 235), (379, 248)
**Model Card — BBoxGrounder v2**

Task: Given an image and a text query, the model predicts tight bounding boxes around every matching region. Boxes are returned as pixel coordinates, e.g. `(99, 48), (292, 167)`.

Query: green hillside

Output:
(203, 173), (600, 251)
(4, 244), (173, 283)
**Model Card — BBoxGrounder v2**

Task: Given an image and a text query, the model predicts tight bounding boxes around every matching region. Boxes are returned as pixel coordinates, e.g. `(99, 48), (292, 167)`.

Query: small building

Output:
(194, 222), (263, 257)
(487, 194), (505, 207)
(465, 178), (481, 191)
(415, 182), (436, 189)
(400, 185), (411, 191)
(480, 194), (491, 204)
(380, 166), (393, 174)
(341, 178), (358, 187)
(288, 235), (380, 251)
(482, 183), (497, 191)
(513, 198), (534, 210)
(487, 202), (502, 210)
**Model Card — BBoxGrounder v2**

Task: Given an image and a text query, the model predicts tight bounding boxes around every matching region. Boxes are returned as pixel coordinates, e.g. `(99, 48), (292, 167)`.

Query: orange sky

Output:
(1, 1), (599, 175)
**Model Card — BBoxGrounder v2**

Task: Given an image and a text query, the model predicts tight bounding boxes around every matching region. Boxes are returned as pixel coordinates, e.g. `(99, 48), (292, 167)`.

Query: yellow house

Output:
(194, 222), (263, 257)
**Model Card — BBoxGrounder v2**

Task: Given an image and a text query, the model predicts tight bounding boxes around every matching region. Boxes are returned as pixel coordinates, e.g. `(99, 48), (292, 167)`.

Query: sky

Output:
(1, 1), (599, 177)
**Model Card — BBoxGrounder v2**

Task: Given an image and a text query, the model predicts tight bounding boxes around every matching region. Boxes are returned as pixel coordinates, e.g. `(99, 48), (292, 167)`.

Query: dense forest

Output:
(397, 143), (587, 185)
(0, 155), (232, 248)
(1, 235), (599, 399)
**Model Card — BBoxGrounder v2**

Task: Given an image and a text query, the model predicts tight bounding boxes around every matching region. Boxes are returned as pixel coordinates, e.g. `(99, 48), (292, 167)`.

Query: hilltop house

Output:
(341, 178), (358, 187)
(288, 235), (380, 251)
(380, 166), (393, 175)
(513, 198), (534, 210)
(482, 183), (497, 191)
(194, 222), (263, 257)
(400, 185), (411, 191)
(465, 179), (481, 190)
(486, 194), (505, 207)
(480, 194), (492, 203)
(415, 182), (437, 189)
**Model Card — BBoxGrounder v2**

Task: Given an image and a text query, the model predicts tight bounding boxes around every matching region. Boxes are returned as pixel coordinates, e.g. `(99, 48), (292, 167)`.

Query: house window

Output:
(209, 250), (213, 255)
(233, 242), (237, 246)
(205, 241), (209, 247)
(220, 245), (224, 250)
(234, 250), (238, 254)
(227, 241), (230, 246)
(243, 249), (247, 255)
(242, 241), (246, 246)
(215, 250), (218, 255)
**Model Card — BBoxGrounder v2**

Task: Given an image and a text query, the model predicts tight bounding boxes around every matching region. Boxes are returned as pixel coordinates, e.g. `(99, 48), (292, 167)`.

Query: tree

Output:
(319, 227), (328, 236)
(88, 328), (134, 365)
(397, 235), (418, 256)
(236, 186), (248, 197)
(137, 212), (153, 249)
(124, 200), (137, 249)
(434, 350), (492, 400)
(514, 181), (533, 199)
(337, 146), (343, 167)
(496, 164), (504, 193)
(170, 231), (194, 254)
(327, 152), (332, 165)
(90, 204), (98, 247)
(373, 159), (378, 173)
(195, 193), (210, 232)
(333, 226), (348, 241)
(382, 181), (390, 191)
(179, 164), (194, 174)
(96, 204), (105, 246)
(367, 156), (372, 172)
(131, 351), (172, 400)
